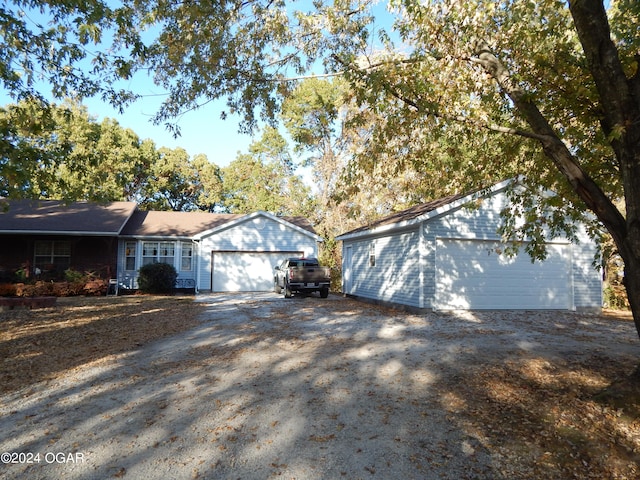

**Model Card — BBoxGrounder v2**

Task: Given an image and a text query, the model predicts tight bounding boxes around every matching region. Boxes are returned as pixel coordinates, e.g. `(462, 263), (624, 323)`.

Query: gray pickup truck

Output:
(274, 257), (331, 298)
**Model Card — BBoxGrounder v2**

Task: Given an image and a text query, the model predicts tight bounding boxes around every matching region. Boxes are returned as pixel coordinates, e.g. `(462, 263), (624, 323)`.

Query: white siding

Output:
(345, 229), (421, 308)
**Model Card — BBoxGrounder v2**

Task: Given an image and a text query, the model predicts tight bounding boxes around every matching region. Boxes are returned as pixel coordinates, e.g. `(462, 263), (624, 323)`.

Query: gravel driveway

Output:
(1, 293), (639, 479)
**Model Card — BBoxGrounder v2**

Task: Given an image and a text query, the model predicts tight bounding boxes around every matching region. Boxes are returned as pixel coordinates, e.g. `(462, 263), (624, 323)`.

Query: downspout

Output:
(419, 223), (426, 309)
(112, 236), (118, 283)
(194, 239), (200, 294)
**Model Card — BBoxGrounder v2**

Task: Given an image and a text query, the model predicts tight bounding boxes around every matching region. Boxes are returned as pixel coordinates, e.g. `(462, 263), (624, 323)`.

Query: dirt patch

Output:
(1, 294), (639, 479)
(0, 295), (203, 395)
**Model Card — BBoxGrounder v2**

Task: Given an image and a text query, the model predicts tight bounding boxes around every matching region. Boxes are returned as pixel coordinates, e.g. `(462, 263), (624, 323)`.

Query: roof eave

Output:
(118, 234), (196, 241)
(335, 217), (421, 242)
(0, 230), (122, 236)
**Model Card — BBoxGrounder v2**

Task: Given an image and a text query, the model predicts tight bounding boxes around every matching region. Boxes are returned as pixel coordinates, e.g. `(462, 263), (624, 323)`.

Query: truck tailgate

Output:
(291, 267), (330, 283)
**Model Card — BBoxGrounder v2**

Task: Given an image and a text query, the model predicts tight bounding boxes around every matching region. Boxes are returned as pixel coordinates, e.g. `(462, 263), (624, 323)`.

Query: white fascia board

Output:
(118, 234), (195, 241)
(335, 220), (418, 243)
(336, 179), (514, 243)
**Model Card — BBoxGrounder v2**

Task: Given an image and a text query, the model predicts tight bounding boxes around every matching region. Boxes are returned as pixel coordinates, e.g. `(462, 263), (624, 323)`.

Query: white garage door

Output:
(434, 239), (571, 310)
(212, 252), (296, 292)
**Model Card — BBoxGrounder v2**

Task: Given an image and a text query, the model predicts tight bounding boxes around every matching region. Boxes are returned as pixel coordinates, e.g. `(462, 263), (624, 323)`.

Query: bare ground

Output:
(0, 295), (203, 395)
(1, 293), (639, 479)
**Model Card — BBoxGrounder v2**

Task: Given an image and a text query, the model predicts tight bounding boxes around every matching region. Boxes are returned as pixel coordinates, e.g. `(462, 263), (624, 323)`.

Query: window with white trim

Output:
(125, 241), (137, 271)
(142, 241), (175, 266)
(181, 242), (193, 271)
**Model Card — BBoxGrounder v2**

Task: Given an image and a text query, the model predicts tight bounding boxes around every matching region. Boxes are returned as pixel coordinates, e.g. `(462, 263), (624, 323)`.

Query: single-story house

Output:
(0, 199), (321, 292)
(335, 180), (602, 311)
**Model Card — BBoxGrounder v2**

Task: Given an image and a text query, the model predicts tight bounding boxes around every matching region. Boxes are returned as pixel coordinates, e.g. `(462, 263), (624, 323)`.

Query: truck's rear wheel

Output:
(320, 287), (329, 298)
(284, 282), (293, 298)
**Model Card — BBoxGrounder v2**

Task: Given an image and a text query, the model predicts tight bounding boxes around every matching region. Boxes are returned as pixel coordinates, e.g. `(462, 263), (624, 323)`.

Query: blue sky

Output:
(0, 3), (266, 169)
(82, 88), (256, 168)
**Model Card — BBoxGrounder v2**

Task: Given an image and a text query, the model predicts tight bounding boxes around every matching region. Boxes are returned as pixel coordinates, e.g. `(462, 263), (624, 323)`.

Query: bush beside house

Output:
(137, 263), (178, 294)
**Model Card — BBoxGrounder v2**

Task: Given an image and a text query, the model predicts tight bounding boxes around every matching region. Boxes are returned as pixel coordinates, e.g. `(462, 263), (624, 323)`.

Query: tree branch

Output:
(332, 53), (547, 142)
(471, 38), (627, 248)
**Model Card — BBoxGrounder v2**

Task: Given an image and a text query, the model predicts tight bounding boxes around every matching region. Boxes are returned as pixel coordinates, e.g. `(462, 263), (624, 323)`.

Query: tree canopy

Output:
(0, 99), (225, 210)
(221, 126), (316, 217)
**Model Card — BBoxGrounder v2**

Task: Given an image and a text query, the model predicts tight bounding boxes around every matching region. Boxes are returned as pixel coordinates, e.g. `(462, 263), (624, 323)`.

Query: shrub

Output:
(33, 281), (55, 296)
(83, 279), (107, 296)
(138, 263), (177, 294)
(604, 284), (630, 310)
(16, 281), (55, 297)
(0, 283), (16, 296)
(14, 268), (28, 282)
(52, 281), (85, 297)
(64, 268), (84, 283)
(14, 283), (25, 297)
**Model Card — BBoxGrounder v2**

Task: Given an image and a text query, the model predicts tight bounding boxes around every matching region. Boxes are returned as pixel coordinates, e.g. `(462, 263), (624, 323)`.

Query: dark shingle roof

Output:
(338, 192), (468, 238)
(0, 199), (319, 238)
(119, 210), (244, 237)
(120, 210), (318, 237)
(281, 216), (317, 235)
(337, 180), (520, 240)
(0, 199), (137, 235)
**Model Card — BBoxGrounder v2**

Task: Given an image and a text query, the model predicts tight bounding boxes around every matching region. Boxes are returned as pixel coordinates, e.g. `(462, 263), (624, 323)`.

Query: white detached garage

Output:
(336, 180), (602, 311)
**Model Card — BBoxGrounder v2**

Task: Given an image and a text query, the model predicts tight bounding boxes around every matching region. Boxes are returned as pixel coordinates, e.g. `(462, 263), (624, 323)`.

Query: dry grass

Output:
(450, 356), (640, 479)
(0, 295), (204, 395)
(439, 310), (640, 479)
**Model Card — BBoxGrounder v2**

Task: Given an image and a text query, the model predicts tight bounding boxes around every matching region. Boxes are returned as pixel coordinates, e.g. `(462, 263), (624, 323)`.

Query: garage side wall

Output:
(198, 216), (318, 291)
(343, 229), (421, 308)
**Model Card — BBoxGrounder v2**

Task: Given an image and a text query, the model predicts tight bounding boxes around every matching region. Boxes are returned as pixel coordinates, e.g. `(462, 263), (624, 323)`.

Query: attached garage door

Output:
(212, 252), (300, 292)
(434, 239), (571, 310)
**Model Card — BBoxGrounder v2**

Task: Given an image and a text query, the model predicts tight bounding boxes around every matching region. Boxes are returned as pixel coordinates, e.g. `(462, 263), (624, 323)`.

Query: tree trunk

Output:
(624, 254), (640, 340)
(569, 0), (640, 338)
(475, 1), (640, 338)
